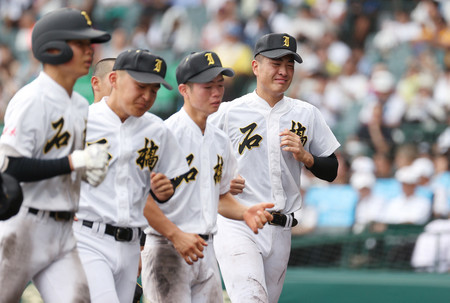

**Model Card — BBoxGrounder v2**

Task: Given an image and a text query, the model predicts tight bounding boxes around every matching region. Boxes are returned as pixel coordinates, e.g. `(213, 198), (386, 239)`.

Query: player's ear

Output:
(251, 59), (259, 76)
(91, 76), (99, 91)
(109, 71), (118, 88)
(178, 83), (188, 98)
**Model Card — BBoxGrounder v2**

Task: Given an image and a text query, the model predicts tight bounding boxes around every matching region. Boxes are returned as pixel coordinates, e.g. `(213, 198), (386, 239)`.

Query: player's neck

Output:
(255, 88), (284, 107)
(44, 66), (76, 96)
(183, 105), (207, 134)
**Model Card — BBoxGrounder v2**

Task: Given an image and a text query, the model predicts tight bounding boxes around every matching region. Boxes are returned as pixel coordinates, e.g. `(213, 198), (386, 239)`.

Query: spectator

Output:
(432, 150), (450, 219)
(350, 171), (386, 234)
(411, 219), (450, 273)
(213, 21), (253, 101)
(158, 5), (197, 57)
(357, 68), (406, 154)
(382, 166), (432, 225)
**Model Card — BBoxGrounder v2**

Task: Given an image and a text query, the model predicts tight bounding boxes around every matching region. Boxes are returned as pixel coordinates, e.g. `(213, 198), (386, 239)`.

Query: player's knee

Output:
(228, 277), (268, 303)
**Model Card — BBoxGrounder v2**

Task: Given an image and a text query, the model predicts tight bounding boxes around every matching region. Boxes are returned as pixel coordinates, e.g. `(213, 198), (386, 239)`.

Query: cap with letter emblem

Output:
(113, 49), (172, 90)
(254, 33), (302, 63)
(176, 51), (235, 85)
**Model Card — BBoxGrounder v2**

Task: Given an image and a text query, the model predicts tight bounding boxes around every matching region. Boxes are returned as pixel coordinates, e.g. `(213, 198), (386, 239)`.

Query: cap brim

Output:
(258, 49), (302, 63)
(188, 67), (235, 83)
(65, 28), (111, 43)
(127, 70), (173, 90)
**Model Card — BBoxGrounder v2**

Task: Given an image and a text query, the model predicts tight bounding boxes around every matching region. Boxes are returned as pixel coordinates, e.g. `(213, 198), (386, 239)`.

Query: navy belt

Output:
(82, 220), (141, 242)
(199, 234), (211, 241)
(269, 211), (298, 227)
(28, 208), (73, 221)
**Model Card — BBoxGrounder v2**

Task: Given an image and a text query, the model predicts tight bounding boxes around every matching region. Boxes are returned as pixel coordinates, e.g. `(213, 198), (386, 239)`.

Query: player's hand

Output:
(83, 166), (108, 187)
(150, 172), (174, 202)
(279, 129), (313, 167)
(70, 143), (109, 171)
(243, 202), (274, 234)
(171, 231), (207, 265)
(230, 175), (245, 195)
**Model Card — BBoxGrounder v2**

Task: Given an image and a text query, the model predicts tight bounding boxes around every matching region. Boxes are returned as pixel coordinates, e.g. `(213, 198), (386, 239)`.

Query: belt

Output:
(82, 220), (141, 242)
(269, 211), (298, 227)
(199, 234), (211, 241)
(28, 208), (73, 221)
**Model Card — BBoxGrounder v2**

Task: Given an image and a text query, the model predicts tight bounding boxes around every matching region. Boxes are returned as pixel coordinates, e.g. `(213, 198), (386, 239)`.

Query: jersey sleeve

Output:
(309, 106), (341, 157)
(0, 93), (44, 158)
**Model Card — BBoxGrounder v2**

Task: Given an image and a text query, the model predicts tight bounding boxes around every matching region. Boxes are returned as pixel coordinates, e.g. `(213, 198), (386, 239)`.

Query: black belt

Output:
(199, 234), (211, 241)
(269, 211), (298, 227)
(28, 208), (73, 221)
(82, 220), (141, 242)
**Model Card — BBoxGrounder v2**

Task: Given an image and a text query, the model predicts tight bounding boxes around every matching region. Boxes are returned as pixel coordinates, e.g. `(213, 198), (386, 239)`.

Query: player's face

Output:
(110, 71), (160, 121)
(65, 39), (94, 78)
(253, 55), (294, 102)
(184, 74), (225, 117)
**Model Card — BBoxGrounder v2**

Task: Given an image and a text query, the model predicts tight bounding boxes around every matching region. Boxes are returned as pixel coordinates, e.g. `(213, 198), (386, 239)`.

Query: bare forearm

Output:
(300, 151), (314, 168)
(218, 192), (247, 220)
(143, 195), (182, 242)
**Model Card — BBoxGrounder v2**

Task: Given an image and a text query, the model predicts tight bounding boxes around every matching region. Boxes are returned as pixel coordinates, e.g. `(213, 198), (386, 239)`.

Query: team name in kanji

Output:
(136, 138), (159, 170)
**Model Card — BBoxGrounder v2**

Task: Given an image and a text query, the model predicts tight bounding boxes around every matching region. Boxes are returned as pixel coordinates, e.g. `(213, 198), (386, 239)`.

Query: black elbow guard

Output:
(307, 153), (338, 182)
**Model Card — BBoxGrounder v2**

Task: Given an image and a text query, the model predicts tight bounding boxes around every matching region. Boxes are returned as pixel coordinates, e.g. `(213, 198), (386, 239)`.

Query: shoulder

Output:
(221, 94), (250, 111)
(212, 94), (251, 121)
(164, 111), (182, 127)
(141, 112), (165, 124)
(285, 96), (318, 113)
(207, 122), (229, 140)
(5, 81), (46, 116)
(72, 92), (90, 109)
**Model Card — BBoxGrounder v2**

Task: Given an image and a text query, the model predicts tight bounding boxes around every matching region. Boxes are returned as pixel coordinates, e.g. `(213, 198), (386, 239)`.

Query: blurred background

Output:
(1, 0), (449, 302)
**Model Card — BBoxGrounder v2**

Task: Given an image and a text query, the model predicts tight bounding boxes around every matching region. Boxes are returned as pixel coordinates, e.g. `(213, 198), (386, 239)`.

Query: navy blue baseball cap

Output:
(254, 33), (302, 63)
(113, 49), (173, 90)
(176, 51), (235, 85)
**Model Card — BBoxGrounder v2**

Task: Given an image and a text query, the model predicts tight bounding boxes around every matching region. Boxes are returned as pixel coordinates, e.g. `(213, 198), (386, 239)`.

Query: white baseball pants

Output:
(214, 215), (292, 303)
(141, 234), (223, 303)
(73, 220), (141, 303)
(0, 206), (89, 303)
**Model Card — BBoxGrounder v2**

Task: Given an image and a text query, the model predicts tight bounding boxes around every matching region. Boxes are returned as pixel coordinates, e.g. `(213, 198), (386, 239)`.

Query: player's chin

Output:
(132, 108), (149, 118)
(82, 61), (92, 71)
(273, 82), (289, 91)
(210, 102), (221, 112)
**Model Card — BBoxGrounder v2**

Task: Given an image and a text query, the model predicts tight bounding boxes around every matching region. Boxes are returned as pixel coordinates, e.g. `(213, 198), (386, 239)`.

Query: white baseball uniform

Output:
(0, 71), (90, 303)
(141, 107), (237, 303)
(209, 91), (340, 303)
(73, 97), (189, 302)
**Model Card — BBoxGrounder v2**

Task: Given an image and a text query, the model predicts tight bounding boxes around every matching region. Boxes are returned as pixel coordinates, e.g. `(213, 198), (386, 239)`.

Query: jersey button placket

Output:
(116, 123), (130, 224)
(200, 135), (213, 231)
(267, 110), (286, 210)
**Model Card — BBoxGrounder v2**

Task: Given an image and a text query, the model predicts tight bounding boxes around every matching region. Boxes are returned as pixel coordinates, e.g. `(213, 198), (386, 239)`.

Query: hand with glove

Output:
(69, 143), (110, 186)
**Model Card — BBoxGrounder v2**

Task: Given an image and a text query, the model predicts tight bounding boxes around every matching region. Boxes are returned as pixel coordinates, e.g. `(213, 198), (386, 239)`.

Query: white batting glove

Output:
(70, 143), (109, 171)
(83, 166), (108, 187)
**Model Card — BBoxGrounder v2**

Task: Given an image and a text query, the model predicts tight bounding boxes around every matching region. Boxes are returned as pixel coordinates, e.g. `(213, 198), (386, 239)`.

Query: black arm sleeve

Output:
(4, 156), (72, 182)
(306, 153), (338, 182)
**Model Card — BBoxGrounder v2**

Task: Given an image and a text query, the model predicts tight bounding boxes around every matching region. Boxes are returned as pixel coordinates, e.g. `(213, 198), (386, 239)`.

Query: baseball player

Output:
(73, 49), (189, 302)
(91, 57), (116, 103)
(209, 33), (341, 303)
(140, 50), (274, 303)
(0, 8), (111, 302)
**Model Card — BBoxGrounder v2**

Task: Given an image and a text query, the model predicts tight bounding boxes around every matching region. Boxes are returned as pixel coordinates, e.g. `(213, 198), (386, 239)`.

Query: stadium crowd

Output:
(1, 0), (450, 276)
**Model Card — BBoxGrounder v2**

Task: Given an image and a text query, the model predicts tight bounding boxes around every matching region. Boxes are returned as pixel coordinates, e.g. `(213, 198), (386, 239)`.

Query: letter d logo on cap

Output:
(283, 36), (290, 47)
